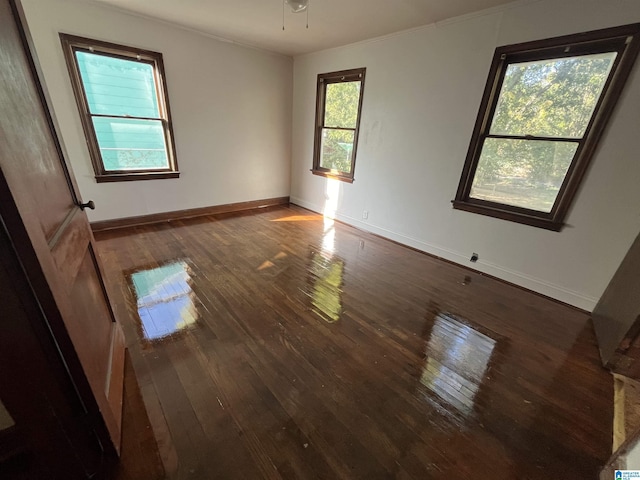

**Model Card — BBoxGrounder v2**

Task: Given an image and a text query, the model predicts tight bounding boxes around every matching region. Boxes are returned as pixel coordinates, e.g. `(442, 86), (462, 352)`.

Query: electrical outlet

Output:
(362, 210), (368, 219)
(470, 253), (479, 263)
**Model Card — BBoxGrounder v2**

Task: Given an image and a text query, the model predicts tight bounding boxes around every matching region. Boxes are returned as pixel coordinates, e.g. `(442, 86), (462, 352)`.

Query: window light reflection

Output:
(309, 251), (344, 323)
(321, 224), (335, 253)
(270, 215), (319, 222)
(419, 313), (496, 414)
(130, 261), (199, 342)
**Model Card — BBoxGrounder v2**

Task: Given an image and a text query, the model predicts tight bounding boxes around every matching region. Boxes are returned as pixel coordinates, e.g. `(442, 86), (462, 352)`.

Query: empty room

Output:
(2, 0), (640, 478)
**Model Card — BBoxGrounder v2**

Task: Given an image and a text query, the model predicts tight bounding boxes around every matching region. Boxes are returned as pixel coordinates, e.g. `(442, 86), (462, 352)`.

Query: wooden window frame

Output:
(312, 68), (366, 183)
(453, 24), (640, 231)
(60, 34), (179, 183)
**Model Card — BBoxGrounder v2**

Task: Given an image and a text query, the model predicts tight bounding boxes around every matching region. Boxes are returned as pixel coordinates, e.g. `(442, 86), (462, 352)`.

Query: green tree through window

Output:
(312, 68), (366, 182)
(471, 53), (615, 212)
(454, 24), (640, 230)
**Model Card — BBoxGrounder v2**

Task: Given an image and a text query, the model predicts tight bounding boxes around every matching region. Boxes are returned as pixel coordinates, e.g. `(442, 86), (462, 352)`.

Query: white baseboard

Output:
(290, 196), (598, 312)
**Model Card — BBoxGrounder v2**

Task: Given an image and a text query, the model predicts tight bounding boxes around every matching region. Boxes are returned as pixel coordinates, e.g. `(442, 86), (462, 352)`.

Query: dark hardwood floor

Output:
(111, 351), (165, 480)
(96, 204), (612, 479)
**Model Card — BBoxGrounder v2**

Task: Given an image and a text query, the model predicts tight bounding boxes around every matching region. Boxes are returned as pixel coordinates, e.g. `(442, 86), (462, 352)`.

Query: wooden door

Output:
(0, 0), (125, 456)
(0, 213), (111, 478)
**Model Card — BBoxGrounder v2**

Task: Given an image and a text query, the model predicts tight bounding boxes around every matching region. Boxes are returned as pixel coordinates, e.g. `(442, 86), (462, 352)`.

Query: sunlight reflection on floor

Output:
(130, 261), (199, 342)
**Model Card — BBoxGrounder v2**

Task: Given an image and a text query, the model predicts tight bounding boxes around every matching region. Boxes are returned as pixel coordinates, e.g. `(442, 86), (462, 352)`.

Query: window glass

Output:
(312, 68), (366, 182)
(324, 81), (361, 128)
(490, 53), (616, 138)
(320, 129), (355, 172)
(91, 117), (168, 171)
(76, 51), (160, 118)
(453, 24), (640, 230)
(61, 34), (179, 181)
(470, 138), (577, 212)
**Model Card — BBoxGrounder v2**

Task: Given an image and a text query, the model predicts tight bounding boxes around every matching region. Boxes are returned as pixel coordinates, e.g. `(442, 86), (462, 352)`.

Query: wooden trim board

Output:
(90, 196), (290, 232)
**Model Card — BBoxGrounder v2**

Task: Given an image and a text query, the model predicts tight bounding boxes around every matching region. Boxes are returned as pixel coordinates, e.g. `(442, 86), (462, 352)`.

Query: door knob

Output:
(79, 200), (95, 211)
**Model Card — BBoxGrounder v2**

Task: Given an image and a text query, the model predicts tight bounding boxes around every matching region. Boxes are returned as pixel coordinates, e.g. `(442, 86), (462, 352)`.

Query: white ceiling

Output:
(81, 0), (519, 56)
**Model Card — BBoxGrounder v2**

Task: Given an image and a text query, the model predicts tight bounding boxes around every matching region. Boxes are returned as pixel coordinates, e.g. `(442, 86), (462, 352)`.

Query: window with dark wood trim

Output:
(60, 34), (179, 183)
(453, 24), (640, 231)
(312, 68), (366, 183)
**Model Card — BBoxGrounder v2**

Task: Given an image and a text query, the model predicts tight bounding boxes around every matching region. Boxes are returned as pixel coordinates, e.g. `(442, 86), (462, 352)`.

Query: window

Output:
(312, 68), (366, 183)
(453, 24), (640, 230)
(60, 34), (179, 182)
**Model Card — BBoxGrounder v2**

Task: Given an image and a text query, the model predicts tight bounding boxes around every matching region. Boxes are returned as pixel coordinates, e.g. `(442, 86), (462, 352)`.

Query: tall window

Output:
(453, 24), (640, 230)
(60, 35), (179, 183)
(312, 68), (366, 183)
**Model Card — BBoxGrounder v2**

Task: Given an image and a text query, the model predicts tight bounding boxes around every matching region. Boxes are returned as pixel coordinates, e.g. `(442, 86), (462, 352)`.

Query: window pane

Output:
(324, 81), (361, 128)
(76, 51), (160, 118)
(470, 138), (578, 212)
(490, 52), (617, 138)
(92, 117), (169, 171)
(320, 129), (354, 173)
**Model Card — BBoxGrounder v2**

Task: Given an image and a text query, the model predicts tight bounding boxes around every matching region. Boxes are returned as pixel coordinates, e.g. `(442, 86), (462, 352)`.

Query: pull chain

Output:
(282, 1), (310, 31)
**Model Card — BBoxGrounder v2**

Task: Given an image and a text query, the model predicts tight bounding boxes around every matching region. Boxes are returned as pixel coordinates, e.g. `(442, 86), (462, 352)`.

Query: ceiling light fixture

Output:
(282, 0), (309, 30)
(285, 0), (308, 13)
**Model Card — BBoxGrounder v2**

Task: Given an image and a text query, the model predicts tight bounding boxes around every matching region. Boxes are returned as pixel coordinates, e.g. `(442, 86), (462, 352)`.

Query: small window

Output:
(312, 68), (366, 183)
(453, 24), (640, 230)
(60, 34), (179, 183)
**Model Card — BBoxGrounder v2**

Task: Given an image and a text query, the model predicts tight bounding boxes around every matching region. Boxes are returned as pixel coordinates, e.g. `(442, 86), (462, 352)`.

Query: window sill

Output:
(95, 171), (180, 183)
(452, 200), (563, 231)
(311, 169), (354, 184)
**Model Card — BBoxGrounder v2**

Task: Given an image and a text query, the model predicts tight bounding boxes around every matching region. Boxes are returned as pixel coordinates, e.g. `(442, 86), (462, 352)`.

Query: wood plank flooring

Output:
(111, 351), (165, 480)
(96, 205), (612, 479)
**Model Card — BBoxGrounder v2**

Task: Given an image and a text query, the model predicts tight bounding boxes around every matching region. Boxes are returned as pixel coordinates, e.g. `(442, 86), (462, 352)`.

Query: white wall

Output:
(291, 0), (640, 311)
(626, 436), (640, 468)
(20, 0), (293, 222)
